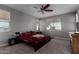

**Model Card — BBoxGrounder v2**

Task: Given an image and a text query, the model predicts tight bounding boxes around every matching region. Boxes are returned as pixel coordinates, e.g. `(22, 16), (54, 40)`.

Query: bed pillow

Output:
(32, 34), (45, 38)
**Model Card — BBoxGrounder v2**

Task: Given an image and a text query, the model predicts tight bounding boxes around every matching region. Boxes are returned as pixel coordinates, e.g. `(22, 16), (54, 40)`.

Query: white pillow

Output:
(32, 34), (44, 38)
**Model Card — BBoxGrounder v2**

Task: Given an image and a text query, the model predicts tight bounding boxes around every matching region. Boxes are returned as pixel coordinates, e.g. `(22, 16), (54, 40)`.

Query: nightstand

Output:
(8, 36), (20, 46)
(8, 38), (16, 46)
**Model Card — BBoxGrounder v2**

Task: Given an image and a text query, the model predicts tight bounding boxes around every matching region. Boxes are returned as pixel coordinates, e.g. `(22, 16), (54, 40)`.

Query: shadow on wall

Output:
(77, 22), (79, 31)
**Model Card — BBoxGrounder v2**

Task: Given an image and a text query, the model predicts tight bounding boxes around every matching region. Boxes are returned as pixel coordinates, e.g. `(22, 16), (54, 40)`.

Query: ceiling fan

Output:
(34, 4), (53, 14)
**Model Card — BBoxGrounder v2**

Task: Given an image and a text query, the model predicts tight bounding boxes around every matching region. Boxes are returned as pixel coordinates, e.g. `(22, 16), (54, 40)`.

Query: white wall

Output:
(16, 13), (39, 32)
(40, 13), (76, 38)
(0, 5), (23, 44)
(0, 5), (37, 44)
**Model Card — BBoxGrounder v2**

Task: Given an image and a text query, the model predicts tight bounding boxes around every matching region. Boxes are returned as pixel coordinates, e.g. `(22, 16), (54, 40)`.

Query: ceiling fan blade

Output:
(42, 4), (50, 10)
(45, 10), (53, 12)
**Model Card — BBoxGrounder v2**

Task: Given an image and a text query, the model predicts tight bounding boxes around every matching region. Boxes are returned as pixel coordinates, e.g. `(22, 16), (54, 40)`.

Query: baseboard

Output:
(0, 43), (8, 47)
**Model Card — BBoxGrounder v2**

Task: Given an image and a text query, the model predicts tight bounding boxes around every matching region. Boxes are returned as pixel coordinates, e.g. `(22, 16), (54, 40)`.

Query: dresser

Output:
(71, 33), (79, 54)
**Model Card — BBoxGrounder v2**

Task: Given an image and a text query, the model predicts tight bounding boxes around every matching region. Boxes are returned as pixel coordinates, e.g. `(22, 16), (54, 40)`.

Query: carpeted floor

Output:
(0, 38), (71, 54)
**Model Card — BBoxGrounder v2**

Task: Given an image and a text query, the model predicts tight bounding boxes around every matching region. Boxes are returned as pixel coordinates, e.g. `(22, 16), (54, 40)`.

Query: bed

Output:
(18, 31), (51, 51)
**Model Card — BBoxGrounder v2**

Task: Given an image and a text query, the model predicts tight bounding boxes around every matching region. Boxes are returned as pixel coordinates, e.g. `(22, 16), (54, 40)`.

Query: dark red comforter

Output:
(18, 32), (50, 51)
(19, 32), (49, 46)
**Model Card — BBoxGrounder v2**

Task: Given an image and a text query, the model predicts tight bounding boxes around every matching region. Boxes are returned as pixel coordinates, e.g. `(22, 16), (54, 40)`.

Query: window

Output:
(0, 9), (10, 32)
(46, 22), (61, 30)
(0, 20), (10, 32)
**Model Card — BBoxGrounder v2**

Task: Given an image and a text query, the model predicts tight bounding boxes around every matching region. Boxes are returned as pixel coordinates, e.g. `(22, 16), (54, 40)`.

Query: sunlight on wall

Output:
(46, 22), (61, 31)
(36, 24), (39, 31)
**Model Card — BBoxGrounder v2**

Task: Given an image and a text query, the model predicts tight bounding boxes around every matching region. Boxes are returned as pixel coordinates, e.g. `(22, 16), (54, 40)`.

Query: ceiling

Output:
(4, 4), (79, 18)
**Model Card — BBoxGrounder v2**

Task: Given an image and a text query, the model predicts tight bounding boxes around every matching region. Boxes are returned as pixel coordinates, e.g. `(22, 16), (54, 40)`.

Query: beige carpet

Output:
(0, 38), (71, 54)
